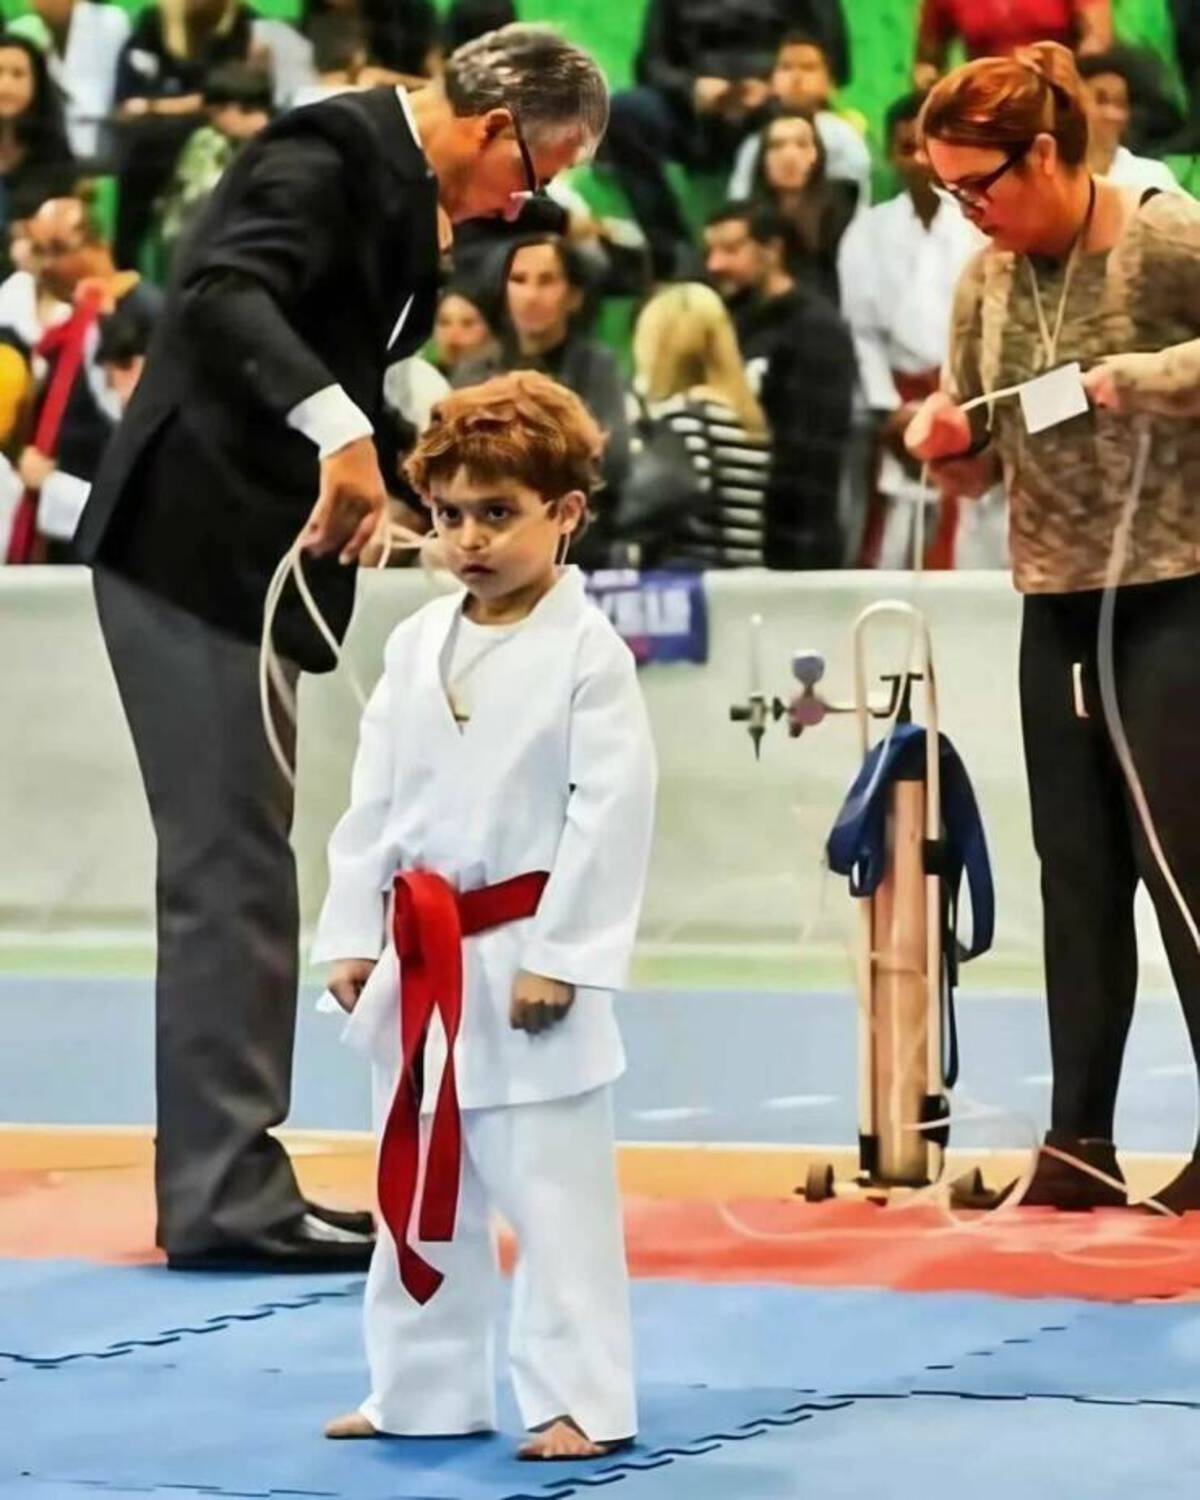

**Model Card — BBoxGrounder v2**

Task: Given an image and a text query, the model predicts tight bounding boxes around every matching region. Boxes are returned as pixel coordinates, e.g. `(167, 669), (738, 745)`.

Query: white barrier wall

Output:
(0, 567), (1173, 987)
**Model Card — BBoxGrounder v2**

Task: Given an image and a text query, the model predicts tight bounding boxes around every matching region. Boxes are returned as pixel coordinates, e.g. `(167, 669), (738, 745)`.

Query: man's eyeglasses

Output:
(936, 141), (1033, 210)
(508, 108), (541, 208)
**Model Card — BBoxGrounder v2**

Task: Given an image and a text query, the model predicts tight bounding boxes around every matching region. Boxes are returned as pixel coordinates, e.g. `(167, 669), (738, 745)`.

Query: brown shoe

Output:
(1016, 1131), (1127, 1210)
(1144, 1154), (1200, 1215)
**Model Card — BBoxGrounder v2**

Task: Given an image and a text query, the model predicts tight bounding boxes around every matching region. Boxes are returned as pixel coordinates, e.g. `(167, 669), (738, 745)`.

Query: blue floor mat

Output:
(0, 1260), (363, 1366)
(629, 1280), (1087, 1395)
(4, 1262), (1199, 1499)
(913, 1300), (1200, 1406)
(549, 1395), (1200, 1500)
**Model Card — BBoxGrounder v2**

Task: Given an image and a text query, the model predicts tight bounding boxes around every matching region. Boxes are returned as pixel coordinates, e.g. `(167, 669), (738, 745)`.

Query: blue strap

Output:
(826, 728), (995, 1091)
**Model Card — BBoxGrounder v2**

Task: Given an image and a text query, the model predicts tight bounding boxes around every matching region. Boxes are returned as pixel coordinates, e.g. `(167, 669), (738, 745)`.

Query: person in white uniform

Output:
(315, 370), (657, 1462)
(1077, 49), (1183, 197)
(838, 91), (998, 567)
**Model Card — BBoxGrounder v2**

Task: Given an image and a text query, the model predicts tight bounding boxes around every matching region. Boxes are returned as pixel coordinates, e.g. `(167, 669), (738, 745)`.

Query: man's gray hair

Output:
(443, 24), (609, 151)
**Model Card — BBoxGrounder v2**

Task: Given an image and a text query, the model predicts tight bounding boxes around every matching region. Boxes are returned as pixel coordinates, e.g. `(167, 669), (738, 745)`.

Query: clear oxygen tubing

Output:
(259, 518), (429, 789)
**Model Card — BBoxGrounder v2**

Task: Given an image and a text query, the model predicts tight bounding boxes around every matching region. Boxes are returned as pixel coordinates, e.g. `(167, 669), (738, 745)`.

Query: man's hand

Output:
(302, 436), (387, 565)
(904, 392), (973, 464)
(510, 970), (576, 1035)
(693, 77), (734, 114)
(18, 447), (55, 492)
(327, 957), (376, 1014)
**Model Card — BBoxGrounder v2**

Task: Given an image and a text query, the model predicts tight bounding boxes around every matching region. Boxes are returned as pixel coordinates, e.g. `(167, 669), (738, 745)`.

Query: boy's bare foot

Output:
(518, 1416), (628, 1461)
(324, 1411), (379, 1439)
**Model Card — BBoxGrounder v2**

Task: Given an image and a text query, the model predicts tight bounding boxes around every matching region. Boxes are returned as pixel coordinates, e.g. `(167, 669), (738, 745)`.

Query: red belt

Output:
(378, 867), (549, 1303)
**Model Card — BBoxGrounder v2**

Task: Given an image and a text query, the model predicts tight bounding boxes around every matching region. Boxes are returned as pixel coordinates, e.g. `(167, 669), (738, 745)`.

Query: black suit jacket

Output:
(76, 88), (439, 671)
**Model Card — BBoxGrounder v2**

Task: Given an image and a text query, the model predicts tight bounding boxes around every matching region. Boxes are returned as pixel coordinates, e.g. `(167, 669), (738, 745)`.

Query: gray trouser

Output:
(93, 566), (307, 1253)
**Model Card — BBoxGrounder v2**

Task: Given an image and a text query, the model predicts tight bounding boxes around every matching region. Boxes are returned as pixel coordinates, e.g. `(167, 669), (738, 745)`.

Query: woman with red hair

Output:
(908, 43), (1200, 1214)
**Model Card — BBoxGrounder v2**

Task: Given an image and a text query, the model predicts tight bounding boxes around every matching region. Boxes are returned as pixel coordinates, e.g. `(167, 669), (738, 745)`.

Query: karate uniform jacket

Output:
(312, 568), (658, 1110)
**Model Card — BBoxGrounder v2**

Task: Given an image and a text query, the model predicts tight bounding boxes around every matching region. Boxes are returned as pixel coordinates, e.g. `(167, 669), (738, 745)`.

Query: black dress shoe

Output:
(1144, 1153), (1200, 1215)
(166, 1213), (374, 1272)
(306, 1201), (375, 1237)
(1016, 1130), (1127, 1210)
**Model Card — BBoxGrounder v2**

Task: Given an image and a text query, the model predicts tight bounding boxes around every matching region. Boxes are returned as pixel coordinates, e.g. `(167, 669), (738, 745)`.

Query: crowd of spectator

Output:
(0, 0), (1196, 572)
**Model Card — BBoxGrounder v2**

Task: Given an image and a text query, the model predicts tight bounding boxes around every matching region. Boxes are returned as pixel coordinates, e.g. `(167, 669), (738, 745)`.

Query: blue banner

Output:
(584, 570), (708, 666)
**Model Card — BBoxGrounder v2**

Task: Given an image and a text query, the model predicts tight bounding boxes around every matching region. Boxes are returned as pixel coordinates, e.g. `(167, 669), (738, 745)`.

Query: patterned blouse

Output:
(944, 190), (1200, 594)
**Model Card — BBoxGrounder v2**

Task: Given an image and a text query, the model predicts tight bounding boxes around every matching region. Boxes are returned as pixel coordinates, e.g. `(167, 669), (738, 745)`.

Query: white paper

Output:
(1019, 362), (1089, 435)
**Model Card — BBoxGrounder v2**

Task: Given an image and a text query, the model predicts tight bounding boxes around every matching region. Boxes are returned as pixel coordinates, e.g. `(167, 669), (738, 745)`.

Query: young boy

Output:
(314, 370), (657, 1461)
(728, 32), (871, 207)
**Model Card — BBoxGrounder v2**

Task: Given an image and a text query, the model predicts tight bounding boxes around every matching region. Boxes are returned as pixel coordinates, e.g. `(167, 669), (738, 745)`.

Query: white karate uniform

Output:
(838, 192), (1001, 568)
(312, 566), (657, 1441)
(1104, 146), (1182, 196)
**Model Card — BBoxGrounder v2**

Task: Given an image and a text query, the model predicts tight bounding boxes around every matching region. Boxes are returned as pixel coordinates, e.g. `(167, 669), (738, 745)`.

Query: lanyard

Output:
(1026, 178), (1097, 371)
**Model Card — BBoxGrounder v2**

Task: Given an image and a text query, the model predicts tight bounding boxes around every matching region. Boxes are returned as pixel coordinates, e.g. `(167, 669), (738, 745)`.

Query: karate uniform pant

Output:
(1020, 577), (1200, 1146)
(359, 1084), (636, 1443)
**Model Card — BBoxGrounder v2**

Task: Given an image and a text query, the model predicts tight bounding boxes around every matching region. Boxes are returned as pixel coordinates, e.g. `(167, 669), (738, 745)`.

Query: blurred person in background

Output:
(1077, 48), (1182, 194)
(629, 281), (770, 569)
(7, 0), (130, 164)
(454, 234), (630, 505)
(113, 0), (261, 267)
(728, 31), (870, 211)
(0, 195), (72, 456)
(431, 277), (497, 378)
(0, 33), (75, 279)
(750, 109), (855, 304)
(915, 0), (1112, 92)
(289, 12), (369, 107)
(157, 62), (273, 267)
(300, 0), (438, 82)
(441, 0), (516, 54)
(604, 0), (849, 277)
(838, 91), (994, 568)
(704, 201), (854, 567)
(5, 194), (159, 564)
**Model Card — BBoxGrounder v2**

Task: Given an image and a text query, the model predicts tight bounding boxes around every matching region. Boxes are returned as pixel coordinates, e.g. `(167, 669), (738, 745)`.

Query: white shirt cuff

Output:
(286, 384), (373, 458)
(38, 470), (91, 541)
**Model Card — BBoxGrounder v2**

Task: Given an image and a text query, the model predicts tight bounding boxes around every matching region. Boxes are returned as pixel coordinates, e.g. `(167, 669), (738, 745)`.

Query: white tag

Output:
(1019, 362), (1089, 435)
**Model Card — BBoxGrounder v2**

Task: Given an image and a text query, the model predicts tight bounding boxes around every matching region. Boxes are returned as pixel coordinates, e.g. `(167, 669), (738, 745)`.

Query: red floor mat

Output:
(7, 1151), (1200, 1302)
(623, 1196), (1200, 1301)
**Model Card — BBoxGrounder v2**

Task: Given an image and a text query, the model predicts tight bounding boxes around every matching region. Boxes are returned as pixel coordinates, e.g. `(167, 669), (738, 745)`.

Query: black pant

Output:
(1020, 576), (1200, 1146)
(603, 87), (744, 276)
(93, 566), (307, 1253)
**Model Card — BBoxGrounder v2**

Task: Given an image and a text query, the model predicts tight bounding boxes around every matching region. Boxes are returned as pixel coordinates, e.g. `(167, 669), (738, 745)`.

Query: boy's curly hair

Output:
(404, 369), (605, 509)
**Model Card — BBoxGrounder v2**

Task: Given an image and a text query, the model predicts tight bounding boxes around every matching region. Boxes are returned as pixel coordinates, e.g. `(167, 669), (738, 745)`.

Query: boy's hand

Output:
(328, 957), (376, 1014)
(510, 970), (575, 1035)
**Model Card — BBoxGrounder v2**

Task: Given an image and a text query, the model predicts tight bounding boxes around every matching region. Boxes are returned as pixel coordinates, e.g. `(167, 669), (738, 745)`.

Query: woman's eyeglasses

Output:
(936, 141), (1033, 210)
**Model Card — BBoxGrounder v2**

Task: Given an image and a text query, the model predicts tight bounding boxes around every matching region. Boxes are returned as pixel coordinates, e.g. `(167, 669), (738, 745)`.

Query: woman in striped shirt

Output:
(631, 282), (770, 568)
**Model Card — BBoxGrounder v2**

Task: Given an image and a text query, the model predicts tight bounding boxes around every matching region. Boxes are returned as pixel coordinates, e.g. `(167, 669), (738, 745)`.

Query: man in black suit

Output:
(74, 24), (609, 1272)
